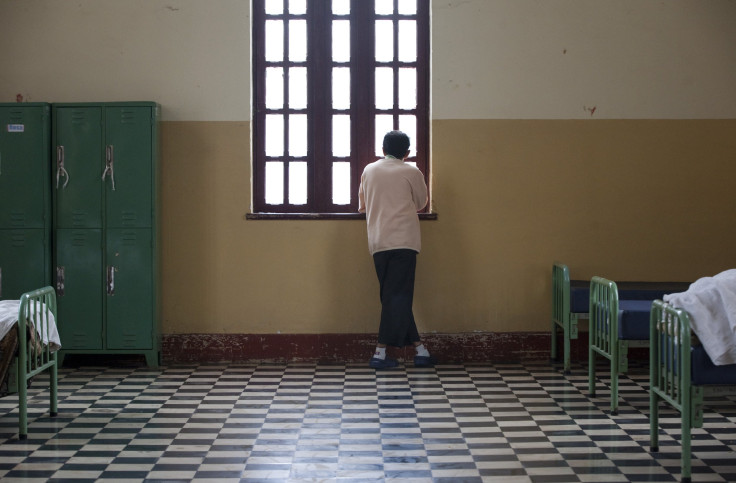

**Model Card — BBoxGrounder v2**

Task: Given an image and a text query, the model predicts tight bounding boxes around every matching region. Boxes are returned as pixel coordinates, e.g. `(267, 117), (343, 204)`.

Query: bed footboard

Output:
(649, 300), (694, 482)
(588, 276), (625, 415)
(551, 263), (577, 374)
(651, 300), (736, 482)
(17, 286), (59, 439)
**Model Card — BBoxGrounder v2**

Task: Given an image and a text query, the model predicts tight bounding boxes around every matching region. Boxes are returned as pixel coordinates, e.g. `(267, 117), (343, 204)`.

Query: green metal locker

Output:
(55, 228), (104, 349)
(53, 106), (104, 229)
(0, 230), (48, 299)
(0, 103), (51, 299)
(106, 228), (153, 350)
(105, 106), (154, 229)
(53, 102), (160, 366)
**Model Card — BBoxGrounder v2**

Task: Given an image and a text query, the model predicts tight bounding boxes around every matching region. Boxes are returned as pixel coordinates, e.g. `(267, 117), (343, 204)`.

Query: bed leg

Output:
(564, 316), (574, 374)
(588, 312), (598, 396)
(681, 394), (692, 483)
(550, 318), (558, 362)
(588, 347), (596, 397)
(17, 350), (28, 441)
(50, 353), (58, 418)
(649, 394), (659, 453)
(610, 346), (619, 416)
(551, 318), (572, 375)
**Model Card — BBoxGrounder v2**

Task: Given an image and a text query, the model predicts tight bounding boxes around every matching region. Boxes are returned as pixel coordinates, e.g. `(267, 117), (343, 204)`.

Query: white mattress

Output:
(664, 269), (736, 366)
(0, 299), (62, 351)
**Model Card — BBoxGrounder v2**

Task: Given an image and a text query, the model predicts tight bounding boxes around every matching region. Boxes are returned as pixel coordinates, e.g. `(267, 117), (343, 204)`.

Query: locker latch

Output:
(107, 266), (115, 295)
(56, 146), (70, 189)
(56, 266), (65, 296)
(102, 145), (116, 191)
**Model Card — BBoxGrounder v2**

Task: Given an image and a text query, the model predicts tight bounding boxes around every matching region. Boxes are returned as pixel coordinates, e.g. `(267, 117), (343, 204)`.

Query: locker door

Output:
(104, 106), (153, 228)
(0, 105), (49, 229)
(106, 228), (152, 349)
(0, 229), (46, 300)
(54, 107), (103, 229)
(56, 229), (103, 349)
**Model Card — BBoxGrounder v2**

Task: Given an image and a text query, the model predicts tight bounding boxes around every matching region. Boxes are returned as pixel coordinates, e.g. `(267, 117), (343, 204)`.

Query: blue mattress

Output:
(569, 280), (691, 313)
(659, 345), (736, 385)
(617, 300), (653, 340)
(569, 280), (591, 313)
(691, 346), (736, 385)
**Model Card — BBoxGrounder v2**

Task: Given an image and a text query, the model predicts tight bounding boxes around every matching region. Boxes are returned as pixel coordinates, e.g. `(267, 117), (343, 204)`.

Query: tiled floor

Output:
(1, 361), (736, 482)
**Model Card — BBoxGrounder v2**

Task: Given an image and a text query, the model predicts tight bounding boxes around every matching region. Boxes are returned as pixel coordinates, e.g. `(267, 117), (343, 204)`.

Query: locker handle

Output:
(56, 146), (70, 189)
(102, 145), (116, 191)
(56, 266), (65, 297)
(107, 266), (115, 295)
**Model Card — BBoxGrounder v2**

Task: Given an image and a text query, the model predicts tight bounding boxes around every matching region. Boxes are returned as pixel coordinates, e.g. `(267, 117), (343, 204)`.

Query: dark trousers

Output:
(373, 249), (420, 347)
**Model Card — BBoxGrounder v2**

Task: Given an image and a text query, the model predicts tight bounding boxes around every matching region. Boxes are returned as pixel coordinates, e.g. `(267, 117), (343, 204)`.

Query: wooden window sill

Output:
(245, 213), (438, 221)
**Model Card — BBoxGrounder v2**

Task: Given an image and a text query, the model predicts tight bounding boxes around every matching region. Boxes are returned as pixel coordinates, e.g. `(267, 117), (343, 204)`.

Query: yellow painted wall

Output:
(2, 0), (735, 335)
(426, 119), (736, 331)
(160, 119), (736, 334)
(160, 121), (380, 334)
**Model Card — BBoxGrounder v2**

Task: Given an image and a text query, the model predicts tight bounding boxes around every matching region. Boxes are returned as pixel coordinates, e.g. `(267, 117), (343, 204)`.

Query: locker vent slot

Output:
(10, 233), (27, 247)
(122, 232), (138, 245)
(119, 333), (139, 347)
(9, 211), (26, 227)
(71, 232), (88, 246)
(70, 110), (88, 125)
(9, 110), (25, 123)
(121, 212), (138, 226)
(120, 109), (139, 124)
(70, 333), (90, 348)
(71, 212), (88, 226)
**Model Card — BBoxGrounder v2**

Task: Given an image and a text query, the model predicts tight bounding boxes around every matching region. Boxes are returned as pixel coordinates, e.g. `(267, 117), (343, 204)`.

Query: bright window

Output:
(252, 0), (429, 214)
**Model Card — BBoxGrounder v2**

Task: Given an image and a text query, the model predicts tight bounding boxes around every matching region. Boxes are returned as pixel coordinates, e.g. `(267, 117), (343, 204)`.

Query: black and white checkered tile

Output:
(1, 361), (736, 482)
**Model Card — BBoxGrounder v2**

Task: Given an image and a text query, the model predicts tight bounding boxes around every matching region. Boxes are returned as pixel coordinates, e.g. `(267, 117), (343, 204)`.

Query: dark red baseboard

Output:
(161, 331), (640, 364)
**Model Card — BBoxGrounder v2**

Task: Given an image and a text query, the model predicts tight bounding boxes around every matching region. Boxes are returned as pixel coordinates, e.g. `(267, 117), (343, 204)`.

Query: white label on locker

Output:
(7, 124), (24, 132)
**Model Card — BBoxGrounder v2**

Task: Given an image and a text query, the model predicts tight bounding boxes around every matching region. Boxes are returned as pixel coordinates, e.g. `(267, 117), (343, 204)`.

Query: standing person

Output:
(358, 130), (435, 369)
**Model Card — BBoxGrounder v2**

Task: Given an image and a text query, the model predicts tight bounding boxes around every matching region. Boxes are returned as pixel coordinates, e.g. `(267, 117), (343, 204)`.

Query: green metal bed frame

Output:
(551, 263), (584, 374)
(649, 299), (736, 483)
(15, 286), (59, 439)
(587, 276), (647, 415)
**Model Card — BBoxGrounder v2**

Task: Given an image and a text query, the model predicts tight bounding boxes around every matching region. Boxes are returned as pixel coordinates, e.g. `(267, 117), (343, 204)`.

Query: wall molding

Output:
(161, 332), (602, 364)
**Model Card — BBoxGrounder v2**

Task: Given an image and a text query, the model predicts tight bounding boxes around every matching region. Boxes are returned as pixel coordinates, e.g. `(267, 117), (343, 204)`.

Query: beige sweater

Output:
(358, 157), (428, 255)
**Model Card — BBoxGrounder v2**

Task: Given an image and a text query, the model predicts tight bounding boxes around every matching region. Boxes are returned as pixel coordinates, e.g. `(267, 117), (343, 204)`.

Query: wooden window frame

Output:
(252, 0), (430, 215)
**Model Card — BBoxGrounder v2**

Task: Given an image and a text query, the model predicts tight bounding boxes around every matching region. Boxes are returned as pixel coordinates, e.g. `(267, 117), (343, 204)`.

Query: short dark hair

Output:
(382, 130), (411, 159)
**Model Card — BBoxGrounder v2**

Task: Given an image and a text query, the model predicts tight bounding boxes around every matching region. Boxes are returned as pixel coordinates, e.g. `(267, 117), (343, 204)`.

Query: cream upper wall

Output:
(432, 0), (736, 119)
(2, 0), (735, 120)
(0, 0), (250, 121)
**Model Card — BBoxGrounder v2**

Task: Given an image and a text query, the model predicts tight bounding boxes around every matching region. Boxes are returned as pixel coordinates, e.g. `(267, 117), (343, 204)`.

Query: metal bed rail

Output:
(588, 276), (622, 414)
(17, 286), (58, 439)
(551, 262), (577, 374)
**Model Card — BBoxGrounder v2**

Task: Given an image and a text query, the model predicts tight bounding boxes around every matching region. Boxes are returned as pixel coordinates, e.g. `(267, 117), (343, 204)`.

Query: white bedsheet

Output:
(0, 300), (62, 351)
(664, 269), (736, 366)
